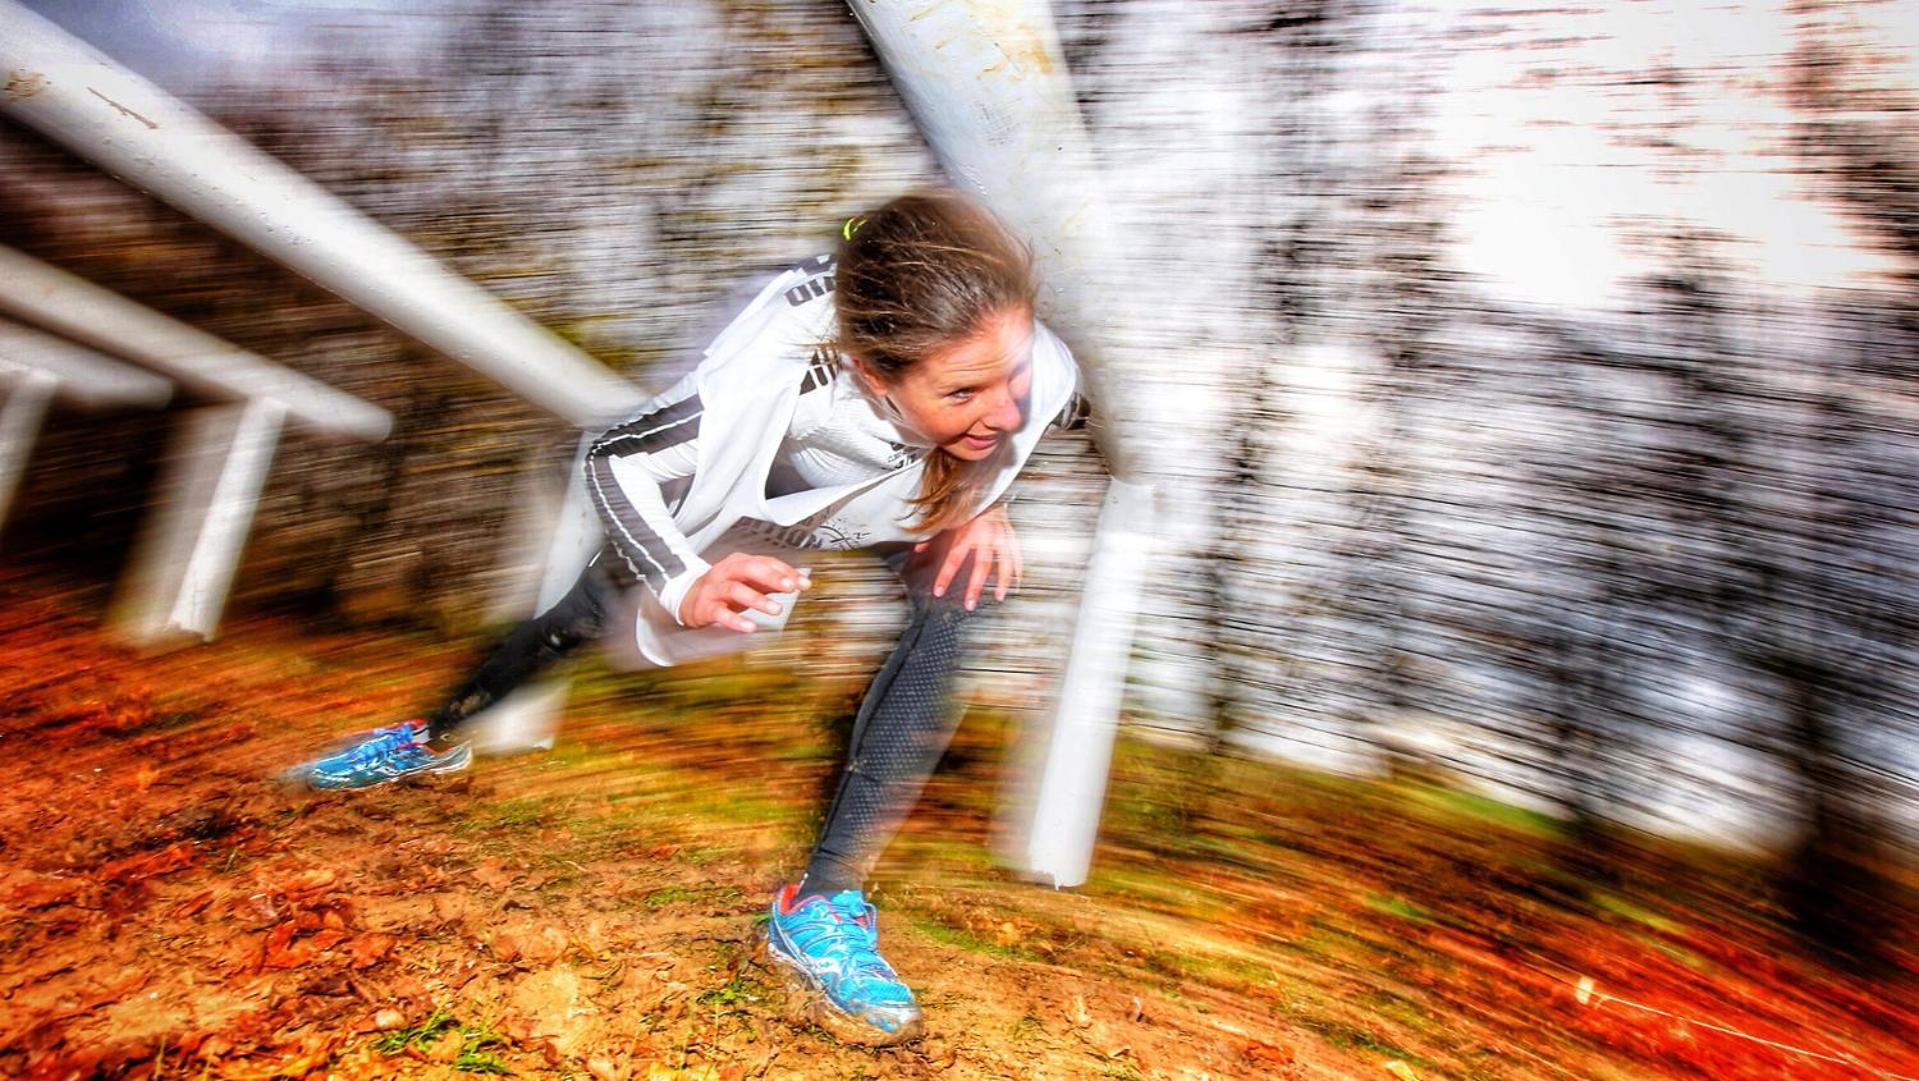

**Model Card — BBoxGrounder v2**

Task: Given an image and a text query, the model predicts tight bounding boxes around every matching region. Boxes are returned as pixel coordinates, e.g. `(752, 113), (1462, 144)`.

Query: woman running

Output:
(290, 189), (1084, 1044)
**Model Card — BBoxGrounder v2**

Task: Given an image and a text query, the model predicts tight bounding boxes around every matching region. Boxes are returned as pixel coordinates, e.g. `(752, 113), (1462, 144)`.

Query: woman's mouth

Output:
(960, 432), (999, 451)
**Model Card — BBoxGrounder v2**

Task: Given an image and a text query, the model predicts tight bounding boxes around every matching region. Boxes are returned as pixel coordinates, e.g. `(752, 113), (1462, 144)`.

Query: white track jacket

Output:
(584, 254), (1080, 667)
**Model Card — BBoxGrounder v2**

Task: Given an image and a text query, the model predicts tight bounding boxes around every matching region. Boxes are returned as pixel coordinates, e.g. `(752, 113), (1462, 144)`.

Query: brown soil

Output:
(3, 575), (1916, 1080)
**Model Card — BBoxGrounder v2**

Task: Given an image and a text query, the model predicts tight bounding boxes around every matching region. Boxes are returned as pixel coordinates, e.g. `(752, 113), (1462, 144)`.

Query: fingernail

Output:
(966, 598), (976, 611)
(781, 579), (795, 590)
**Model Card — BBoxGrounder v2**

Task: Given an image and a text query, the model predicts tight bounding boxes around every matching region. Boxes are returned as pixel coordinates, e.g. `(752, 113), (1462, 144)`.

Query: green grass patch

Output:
(453, 1018), (512, 1075)
(457, 797), (552, 834)
(1295, 1015), (1428, 1064)
(696, 970), (767, 1010)
(1593, 891), (1682, 935)
(1398, 782), (1564, 838)
(373, 1009), (458, 1054)
(642, 883), (744, 910)
(372, 1010), (512, 1073)
(1642, 934), (1707, 970)
(1358, 988), (1438, 1029)
(906, 911), (1046, 964)
(1366, 893), (1435, 924)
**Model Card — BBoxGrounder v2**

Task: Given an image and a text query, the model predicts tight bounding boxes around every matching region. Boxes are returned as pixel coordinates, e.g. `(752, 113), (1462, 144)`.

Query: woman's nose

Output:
(984, 388), (1023, 432)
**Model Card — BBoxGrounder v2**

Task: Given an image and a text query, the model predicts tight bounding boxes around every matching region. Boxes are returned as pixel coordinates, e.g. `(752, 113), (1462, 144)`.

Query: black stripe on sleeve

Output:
(586, 453), (686, 592)
(584, 392), (705, 591)
(589, 392), (704, 457)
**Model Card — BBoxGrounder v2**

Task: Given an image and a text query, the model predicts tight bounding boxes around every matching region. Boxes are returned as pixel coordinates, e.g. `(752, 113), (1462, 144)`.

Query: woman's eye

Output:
(947, 389), (976, 402)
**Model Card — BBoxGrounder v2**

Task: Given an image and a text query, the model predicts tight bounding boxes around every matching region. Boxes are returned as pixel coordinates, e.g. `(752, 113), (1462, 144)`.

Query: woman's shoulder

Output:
(699, 254), (838, 369)
(1027, 319), (1080, 403)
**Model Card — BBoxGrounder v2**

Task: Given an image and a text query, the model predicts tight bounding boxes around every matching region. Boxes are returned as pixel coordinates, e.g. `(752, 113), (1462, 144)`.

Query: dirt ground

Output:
(4, 575), (1917, 1080)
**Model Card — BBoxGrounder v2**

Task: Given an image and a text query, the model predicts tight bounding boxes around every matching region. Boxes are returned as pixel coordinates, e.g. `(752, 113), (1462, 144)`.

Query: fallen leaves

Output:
(100, 840), (199, 896)
(259, 921), (314, 971)
(526, 925), (573, 965)
(473, 857), (519, 892)
(1068, 993), (1093, 1029)
(0, 869), (86, 915)
(8, 582), (1917, 1081)
(347, 930), (397, 969)
(1244, 1038), (1295, 1067)
(171, 888), (217, 918)
(203, 1033), (336, 1081)
(492, 932), (523, 964)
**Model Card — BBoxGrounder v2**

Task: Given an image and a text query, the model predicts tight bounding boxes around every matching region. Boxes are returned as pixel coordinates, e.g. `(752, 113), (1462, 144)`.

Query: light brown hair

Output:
(831, 189), (1036, 533)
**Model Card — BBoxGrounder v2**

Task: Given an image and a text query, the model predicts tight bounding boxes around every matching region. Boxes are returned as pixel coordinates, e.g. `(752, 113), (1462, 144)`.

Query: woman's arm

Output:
(582, 376), (711, 622)
(585, 368), (813, 633)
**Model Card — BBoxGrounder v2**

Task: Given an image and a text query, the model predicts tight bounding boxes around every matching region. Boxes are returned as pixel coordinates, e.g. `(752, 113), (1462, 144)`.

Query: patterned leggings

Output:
(427, 549), (974, 894)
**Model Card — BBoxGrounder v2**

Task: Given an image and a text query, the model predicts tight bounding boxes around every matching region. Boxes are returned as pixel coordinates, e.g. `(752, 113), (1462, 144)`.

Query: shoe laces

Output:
(340, 723), (422, 766)
(808, 894), (891, 980)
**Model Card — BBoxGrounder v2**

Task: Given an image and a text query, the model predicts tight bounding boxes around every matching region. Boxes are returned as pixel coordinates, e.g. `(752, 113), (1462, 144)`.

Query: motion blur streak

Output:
(2, 1), (1916, 1078)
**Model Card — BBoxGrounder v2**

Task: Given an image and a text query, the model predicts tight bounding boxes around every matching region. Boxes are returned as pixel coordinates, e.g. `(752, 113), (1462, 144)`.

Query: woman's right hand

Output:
(677, 553), (810, 633)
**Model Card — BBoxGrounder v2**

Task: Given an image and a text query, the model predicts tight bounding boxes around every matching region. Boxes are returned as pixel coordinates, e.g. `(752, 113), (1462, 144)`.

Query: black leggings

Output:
(428, 550), (974, 894)
(425, 559), (620, 738)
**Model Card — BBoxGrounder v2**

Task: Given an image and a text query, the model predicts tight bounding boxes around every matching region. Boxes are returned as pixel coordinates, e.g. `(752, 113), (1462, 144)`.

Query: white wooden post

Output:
(0, 371), (56, 529)
(0, 319), (173, 540)
(1023, 478), (1157, 885)
(113, 398), (287, 642)
(848, 0), (1157, 887)
(0, 248), (384, 644)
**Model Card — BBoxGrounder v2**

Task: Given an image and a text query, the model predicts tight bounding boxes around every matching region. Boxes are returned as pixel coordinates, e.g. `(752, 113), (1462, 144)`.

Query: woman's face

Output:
(859, 305), (1035, 463)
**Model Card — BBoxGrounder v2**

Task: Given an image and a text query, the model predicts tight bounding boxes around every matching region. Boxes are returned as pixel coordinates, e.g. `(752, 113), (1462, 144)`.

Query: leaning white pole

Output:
(845, 0), (1144, 475)
(849, 0), (1157, 887)
(0, 0), (644, 428)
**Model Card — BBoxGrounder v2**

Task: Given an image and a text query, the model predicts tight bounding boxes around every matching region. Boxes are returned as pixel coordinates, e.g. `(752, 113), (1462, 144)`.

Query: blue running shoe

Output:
(297, 720), (472, 790)
(766, 884), (924, 1045)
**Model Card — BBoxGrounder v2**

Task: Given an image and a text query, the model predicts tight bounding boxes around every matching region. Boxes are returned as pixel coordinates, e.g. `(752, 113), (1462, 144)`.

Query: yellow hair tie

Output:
(842, 216), (867, 241)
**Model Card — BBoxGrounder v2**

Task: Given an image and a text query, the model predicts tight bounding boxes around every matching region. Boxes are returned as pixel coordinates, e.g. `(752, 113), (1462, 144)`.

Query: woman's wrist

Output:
(660, 558), (712, 627)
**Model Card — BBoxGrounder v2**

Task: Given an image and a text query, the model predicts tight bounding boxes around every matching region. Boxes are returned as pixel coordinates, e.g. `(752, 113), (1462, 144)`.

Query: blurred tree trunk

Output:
(1770, 654), (1904, 974)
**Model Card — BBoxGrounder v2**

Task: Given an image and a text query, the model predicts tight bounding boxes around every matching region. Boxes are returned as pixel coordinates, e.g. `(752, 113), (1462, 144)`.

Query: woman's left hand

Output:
(918, 504), (1023, 610)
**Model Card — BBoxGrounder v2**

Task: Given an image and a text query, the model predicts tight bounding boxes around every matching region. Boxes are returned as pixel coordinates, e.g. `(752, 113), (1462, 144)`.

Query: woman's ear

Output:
(848, 356), (890, 398)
